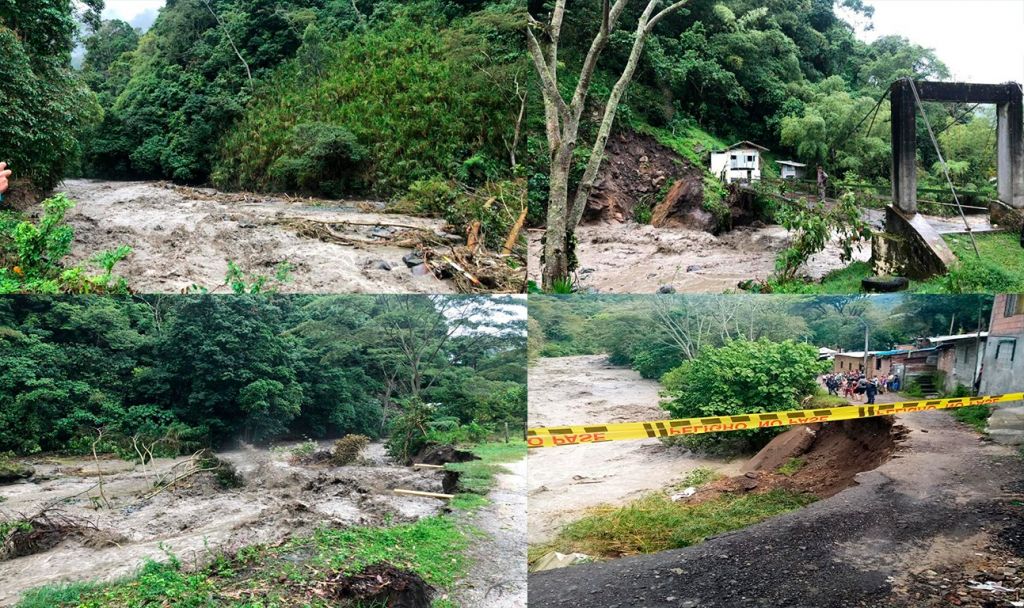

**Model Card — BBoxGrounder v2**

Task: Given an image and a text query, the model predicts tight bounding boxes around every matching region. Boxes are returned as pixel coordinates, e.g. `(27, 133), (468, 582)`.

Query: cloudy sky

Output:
(845, 0), (1024, 84)
(101, 0), (164, 30)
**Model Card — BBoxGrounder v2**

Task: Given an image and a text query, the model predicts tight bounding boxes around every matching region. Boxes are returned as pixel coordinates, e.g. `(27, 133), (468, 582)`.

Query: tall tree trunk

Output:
(542, 146), (573, 288)
(569, 2), (661, 228)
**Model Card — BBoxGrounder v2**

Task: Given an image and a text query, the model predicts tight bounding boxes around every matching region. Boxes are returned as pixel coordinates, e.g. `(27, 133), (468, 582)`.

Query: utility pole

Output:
(863, 321), (870, 373)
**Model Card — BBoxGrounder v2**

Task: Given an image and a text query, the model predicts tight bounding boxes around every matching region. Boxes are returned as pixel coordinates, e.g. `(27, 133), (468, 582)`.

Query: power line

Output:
(907, 78), (979, 257)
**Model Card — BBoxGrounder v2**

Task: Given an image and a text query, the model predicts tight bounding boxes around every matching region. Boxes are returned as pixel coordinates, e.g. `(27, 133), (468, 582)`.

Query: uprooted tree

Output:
(528, 0), (689, 290)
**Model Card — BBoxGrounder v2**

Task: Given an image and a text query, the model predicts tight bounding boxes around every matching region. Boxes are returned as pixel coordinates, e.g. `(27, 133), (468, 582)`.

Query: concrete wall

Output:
(981, 295), (1024, 445)
(936, 342), (982, 393)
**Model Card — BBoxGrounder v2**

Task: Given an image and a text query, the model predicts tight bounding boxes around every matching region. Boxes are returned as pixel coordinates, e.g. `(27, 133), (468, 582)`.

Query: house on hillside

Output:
(979, 294), (1024, 445)
(709, 141), (768, 184)
(832, 350), (904, 377)
(777, 160), (807, 180)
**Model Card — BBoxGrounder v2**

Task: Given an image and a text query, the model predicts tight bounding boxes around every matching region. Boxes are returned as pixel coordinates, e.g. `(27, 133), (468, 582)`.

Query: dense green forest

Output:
(3, 0), (525, 222)
(529, 294), (992, 379)
(0, 294), (527, 460)
(526, 0), (997, 220)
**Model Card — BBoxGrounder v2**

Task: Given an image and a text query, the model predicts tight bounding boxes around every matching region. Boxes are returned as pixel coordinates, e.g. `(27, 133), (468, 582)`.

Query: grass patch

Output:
(446, 440), (526, 510)
(777, 457), (805, 476)
(677, 467), (720, 488)
(950, 405), (992, 434)
(788, 231), (1024, 294)
(529, 489), (816, 563)
(18, 516), (469, 608)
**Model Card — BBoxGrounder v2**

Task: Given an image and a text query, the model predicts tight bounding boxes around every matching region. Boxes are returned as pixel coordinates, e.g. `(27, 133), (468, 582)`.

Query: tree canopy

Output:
(0, 294), (526, 457)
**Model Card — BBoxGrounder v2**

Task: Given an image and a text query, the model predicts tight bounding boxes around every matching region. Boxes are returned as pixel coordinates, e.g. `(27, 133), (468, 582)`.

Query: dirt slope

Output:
(527, 355), (743, 544)
(53, 179), (457, 293)
(528, 410), (1024, 608)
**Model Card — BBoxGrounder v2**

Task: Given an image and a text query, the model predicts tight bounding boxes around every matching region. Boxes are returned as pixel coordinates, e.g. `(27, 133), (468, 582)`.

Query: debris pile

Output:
(331, 563), (434, 608)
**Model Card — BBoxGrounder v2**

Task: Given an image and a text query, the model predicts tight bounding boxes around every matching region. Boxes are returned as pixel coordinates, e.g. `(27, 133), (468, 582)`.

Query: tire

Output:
(862, 275), (909, 293)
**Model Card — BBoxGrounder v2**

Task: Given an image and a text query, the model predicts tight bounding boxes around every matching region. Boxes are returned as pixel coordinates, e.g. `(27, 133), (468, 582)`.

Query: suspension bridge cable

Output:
(907, 78), (979, 257)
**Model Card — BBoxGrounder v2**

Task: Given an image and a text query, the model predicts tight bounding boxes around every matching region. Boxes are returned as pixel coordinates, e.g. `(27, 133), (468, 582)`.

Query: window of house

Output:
(1005, 294), (1023, 317)
(996, 338), (1017, 362)
(875, 358), (882, 370)
(731, 154), (737, 160)
(747, 155), (754, 162)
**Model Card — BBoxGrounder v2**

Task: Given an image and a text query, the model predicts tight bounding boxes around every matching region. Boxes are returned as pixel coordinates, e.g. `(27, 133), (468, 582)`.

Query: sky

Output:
(845, 0), (1024, 84)
(101, 0), (164, 31)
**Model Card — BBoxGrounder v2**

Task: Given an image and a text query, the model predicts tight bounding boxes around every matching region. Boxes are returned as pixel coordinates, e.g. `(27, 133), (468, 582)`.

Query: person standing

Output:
(865, 378), (878, 405)
(816, 164), (828, 201)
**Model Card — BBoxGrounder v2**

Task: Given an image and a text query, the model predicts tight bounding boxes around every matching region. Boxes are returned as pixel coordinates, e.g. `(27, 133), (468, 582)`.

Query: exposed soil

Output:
(52, 179), (460, 294)
(527, 355), (744, 544)
(581, 131), (695, 224)
(451, 457), (527, 608)
(414, 444), (480, 466)
(529, 223), (871, 293)
(0, 441), (448, 606)
(333, 563), (434, 608)
(529, 410), (1024, 607)
(690, 417), (904, 504)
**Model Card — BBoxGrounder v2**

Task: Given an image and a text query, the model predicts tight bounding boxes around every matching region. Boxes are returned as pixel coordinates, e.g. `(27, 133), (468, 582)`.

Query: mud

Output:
(697, 416), (903, 503)
(582, 131), (694, 223)
(414, 444), (480, 466)
(452, 458), (527, 608)
(529, 223), (872, 293)
(527, 355), (743, 545)
(52, 179), (457, 294)
(0, 441), (447, 606)
(333, 563), (434, 608)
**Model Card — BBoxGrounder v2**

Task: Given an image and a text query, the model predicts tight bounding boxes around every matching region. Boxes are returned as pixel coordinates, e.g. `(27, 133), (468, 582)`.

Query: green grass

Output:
(529, 490), (816, 564)
(18, 516), (470, 608)
(950, 405), (992, 433)
(777, 457), (806, 476)
(446, 440), (526, 508)
(785, 231), (1024, 294)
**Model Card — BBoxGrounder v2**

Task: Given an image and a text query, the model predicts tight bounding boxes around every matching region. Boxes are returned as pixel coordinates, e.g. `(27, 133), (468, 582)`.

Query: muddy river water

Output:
(52, 179), (456, 294)
(0, 442), (446, 606)
(527, 355), (743, 545)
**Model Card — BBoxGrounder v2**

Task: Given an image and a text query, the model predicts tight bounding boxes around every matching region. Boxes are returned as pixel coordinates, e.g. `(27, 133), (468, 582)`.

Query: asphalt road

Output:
(528, 411), (1024, 608)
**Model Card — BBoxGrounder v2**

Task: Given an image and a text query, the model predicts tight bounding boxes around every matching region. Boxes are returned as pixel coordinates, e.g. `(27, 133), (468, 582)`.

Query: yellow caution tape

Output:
(526, 392), (1024, 448)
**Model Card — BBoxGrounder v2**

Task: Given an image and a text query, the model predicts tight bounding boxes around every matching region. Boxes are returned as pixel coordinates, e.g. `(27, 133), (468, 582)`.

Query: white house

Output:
(710, 141), (768, 184)
(777, 160), (807, 180)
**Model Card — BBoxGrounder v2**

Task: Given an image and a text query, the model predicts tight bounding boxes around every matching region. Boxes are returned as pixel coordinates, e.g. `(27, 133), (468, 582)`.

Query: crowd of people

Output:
(822, 370), (901, 405)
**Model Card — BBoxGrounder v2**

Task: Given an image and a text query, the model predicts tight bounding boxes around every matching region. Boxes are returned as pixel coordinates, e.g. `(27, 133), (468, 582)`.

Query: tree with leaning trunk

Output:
(527, 0), (689, 290)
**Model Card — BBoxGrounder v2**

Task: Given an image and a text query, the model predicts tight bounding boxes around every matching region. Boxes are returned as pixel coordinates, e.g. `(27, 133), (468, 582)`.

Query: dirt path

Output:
(528, 224), (871, 294)
(0, 442), (446, 606)
(529, 409), (1024, 607)
(451, 457), (527, 608)
(528, 355), (743, 545)
(53, 179), (456, 293)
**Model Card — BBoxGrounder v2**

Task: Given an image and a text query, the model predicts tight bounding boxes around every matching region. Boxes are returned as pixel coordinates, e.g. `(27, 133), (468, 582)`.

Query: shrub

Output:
(0, 194), (130, 294)
(332, 434), (370, 465)
(266, 123), (367, 197)
(661, 339), (830, 454)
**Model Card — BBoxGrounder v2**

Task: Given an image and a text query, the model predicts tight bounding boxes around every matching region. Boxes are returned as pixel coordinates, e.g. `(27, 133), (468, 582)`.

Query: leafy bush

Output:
(661, 339), (830, 454)
(773, 193), (869, 283)
(0, 195), (130, 294)
(266, 123), (367, 197)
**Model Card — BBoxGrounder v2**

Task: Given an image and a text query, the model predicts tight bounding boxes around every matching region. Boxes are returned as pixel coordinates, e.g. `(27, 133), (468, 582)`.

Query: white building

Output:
(710, 141), (768, 184)
(777, 160), (807, 180)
